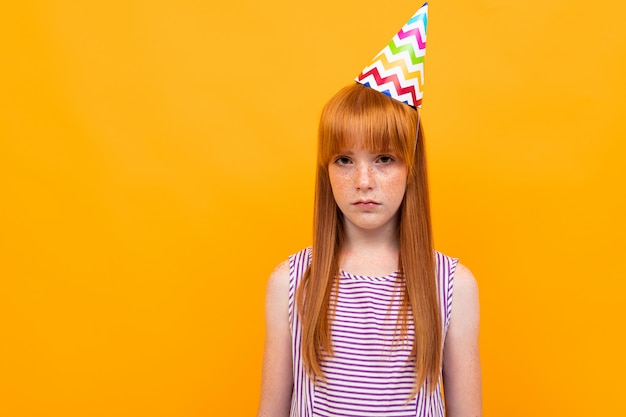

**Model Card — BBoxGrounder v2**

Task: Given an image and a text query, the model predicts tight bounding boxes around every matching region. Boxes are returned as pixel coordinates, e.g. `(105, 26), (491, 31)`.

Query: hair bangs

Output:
(318, 83), (417, 169)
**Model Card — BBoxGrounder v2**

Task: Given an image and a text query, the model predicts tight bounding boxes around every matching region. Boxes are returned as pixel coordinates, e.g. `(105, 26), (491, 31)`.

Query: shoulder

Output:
(264, 260), (291, 339)
(453, 263), (479, 301)
(266, 260), (290, 304)
(271, 259), (290, 279)
(448, 262), (480, 335)
(266, 246), (312, 296)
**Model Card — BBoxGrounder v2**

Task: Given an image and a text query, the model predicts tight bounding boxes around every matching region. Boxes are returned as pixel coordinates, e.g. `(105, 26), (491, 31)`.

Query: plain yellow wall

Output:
(1, 1), (625, 416)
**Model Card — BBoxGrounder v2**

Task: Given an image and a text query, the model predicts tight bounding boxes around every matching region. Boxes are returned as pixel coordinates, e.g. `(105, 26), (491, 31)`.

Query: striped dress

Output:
(288, 247), (457, 417)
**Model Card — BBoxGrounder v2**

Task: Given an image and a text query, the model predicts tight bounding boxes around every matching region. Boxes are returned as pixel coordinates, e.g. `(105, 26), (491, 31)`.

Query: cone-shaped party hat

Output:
(355, 3), (428, 108)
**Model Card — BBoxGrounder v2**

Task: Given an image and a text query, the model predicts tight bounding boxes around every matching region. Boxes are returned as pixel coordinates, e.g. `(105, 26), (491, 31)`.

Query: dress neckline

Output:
(339, 269), (400, 282)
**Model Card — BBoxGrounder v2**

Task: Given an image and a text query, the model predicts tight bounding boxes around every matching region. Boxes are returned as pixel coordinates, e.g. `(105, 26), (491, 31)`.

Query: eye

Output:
(334, 156), (352, 165)
(377, 155), (394, 164)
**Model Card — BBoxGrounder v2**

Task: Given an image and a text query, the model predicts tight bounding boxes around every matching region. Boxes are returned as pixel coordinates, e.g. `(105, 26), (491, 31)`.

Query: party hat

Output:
(355, 3), (428, 108)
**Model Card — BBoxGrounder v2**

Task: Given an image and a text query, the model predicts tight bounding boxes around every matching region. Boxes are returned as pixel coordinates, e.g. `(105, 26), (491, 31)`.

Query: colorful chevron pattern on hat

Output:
(356, 2), (428, 108)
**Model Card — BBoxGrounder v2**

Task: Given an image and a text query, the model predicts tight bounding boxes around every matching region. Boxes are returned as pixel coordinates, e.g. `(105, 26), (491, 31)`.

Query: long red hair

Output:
(296, 83), (440, 396)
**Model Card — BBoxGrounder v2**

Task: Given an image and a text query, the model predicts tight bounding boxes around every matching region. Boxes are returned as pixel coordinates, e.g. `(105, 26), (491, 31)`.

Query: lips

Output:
(353, 200), (380, 208)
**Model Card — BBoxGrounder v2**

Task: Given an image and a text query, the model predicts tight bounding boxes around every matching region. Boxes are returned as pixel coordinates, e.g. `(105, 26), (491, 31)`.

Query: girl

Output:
(258, 83), (481, 416)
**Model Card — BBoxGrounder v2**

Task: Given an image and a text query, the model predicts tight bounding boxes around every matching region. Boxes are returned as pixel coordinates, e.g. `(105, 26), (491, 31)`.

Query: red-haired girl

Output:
(258, 83), (482, 416)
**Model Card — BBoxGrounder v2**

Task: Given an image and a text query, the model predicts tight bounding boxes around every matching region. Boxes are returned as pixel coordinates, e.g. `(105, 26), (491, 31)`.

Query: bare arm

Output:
(257, 260), (293, 417)
(443, 263), (482, 416)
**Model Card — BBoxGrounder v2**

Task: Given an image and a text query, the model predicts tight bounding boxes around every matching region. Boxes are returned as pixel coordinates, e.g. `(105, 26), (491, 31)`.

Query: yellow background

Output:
(1, 1), (625, 415)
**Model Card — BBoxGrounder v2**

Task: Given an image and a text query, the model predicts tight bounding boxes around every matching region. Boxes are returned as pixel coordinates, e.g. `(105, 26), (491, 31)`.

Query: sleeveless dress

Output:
(288, 247), (458, 417)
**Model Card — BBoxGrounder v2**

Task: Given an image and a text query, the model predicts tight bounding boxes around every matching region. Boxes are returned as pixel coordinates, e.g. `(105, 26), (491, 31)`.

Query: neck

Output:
(343, 226), (399, 251)
(339, 220), (401, 277)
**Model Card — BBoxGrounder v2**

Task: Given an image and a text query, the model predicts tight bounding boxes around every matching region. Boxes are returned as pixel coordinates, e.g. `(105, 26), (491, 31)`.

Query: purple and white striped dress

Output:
(288, 247), (457, 417)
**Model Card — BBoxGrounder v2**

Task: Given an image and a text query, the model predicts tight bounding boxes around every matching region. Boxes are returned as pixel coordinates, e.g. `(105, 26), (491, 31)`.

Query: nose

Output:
(355, 163), (374, 190)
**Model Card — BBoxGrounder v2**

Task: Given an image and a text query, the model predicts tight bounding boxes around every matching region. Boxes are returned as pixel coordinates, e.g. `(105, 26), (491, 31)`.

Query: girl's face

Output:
(328, 144), (407, 234)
